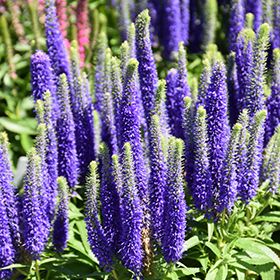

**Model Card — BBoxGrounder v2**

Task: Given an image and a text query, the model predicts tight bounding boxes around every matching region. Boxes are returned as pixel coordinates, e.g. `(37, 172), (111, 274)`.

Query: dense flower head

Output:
(148, 114), (167, 242)
(119, 58), (148, 204)
(0, 132), (20, 251)
(229, 0), (245, 51)
(192, 106), (212, 212)
(85, 161), (113, 271)
(119, 142), (143, 274)
(265, 48), (280, 145)
(205, 60), (230, 210)
(45, 0), (71, 80)
(53, 176), (69, 252)
(162, 137), (186, 263)
(22, 148), (48, 259)
(135, 9), (158, 124)
(56, 74), (78, 188)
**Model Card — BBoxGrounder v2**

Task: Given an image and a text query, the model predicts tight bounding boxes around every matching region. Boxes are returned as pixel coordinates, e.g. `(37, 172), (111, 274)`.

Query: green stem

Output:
(35, 260), (40, 280)
(112, 270), (118, 280)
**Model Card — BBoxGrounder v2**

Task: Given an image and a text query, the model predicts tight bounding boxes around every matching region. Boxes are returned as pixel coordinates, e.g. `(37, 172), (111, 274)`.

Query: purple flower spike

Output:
(218, 123), (243, 213)
(180, 0), (190, 45)
(56, 74), (78, 188)
(22, 149), (47, 259)
(246, 0), (262, 31)
(148, 115), (167, 242)
(229, 0), (245, 51)
(99, 144), (120, 252)
(0, 187), (15, 280)
(162, 0), (182, 58)
(174, 42), (191, 138)
(45, 0), (71, 80)
(85, 161), (113, 271)
(192, 106), (212, 212)
(273, 2), (280, 49)
(265, 48), (280, 145)
(119, 142), (143, 275)
(53, 177), (69, 252)
(0, 132), (20, 251)
(30, 50), (58, 115)
(162, 137), (186, 263)
(119, 59), (148, 204)
(205, 61), (230, 210)
(136, 9), (158, 124)
(246, 24), (270, 117)
(241, 110), (267, 202)
(235, 28), (255, 112)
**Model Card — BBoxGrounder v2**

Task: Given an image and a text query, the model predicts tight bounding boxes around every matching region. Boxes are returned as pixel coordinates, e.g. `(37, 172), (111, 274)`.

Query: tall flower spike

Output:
(235, 28), (255, 112)
(148, 115), (167, 242)
(0, 187), (15, 280)
(45, 0), (71, 80)
(119, 142), (143, 274)
(35, 124), (52, 234)
(229, 0), (245, 51)
(162, 137), (186, 263)
(205, 60), (230, 208)
(241, 110), (267, 202)
(166, 68), (178, 133)
(246, 23), (270, 117)
(53, 176), (69, 252)
(236, 109), (250, 200)
(265, 48), (280, 145)
(111, 57), (123, 150)
(0, 132), (20, 251)
(136, 9), (158, 124)
(155, 80), (170, 137)
(94, 32), (107, 112)
(30, 50), (58, 118)
(70, 43), (95, 179)
(120, 41), (130, 80)
(76, 0), (90, 68)
(56, 74), (78, 188)
(99, 143), (120, 252)
(180, 0), (190, 45)
(218, 123), (242, 213)
(118, 0), (131, 40)
(201, 0), (217, 48)
(273, 1), (280, 49)
(85, 161), (113, 271)
(183, 97), (194, 191)
(245, 0), (262, 31)
(174, 42), (191, 138)
(262, 126), (280, 194)
(119, 59), (148, 204)
(227, 52), (240, 125)
(161, 0), (182, 58)
(22, 149), (47, 259)
(128, 23), (136, 58)
(262, 126), (280, 193)
(192, 106), (212, 212)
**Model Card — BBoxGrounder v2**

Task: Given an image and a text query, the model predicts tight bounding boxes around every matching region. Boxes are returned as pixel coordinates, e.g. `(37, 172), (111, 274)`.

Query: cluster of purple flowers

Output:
(1, 1), (280, 278)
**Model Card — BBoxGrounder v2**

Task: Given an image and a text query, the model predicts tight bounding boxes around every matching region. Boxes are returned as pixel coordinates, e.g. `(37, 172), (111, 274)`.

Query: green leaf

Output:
(235, 238), (280, 269)
(176, 267), (200, 276)
(183, 236), (200, 252)
(205, 241), (221, 258)
(215, 264), (228, 280)
(0, 117), (36, 134)
(207, 222), (214, 242)
(254, 212), (280, 223)
(205, 267), (218, 280)
(235, 269), (245, 280)
(260, 263), (275, 280)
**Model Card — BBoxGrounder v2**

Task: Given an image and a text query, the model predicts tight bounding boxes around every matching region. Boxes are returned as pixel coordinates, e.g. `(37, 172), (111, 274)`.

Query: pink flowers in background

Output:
(76, 0), (90, 68)
(55, 0), (70, 50)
